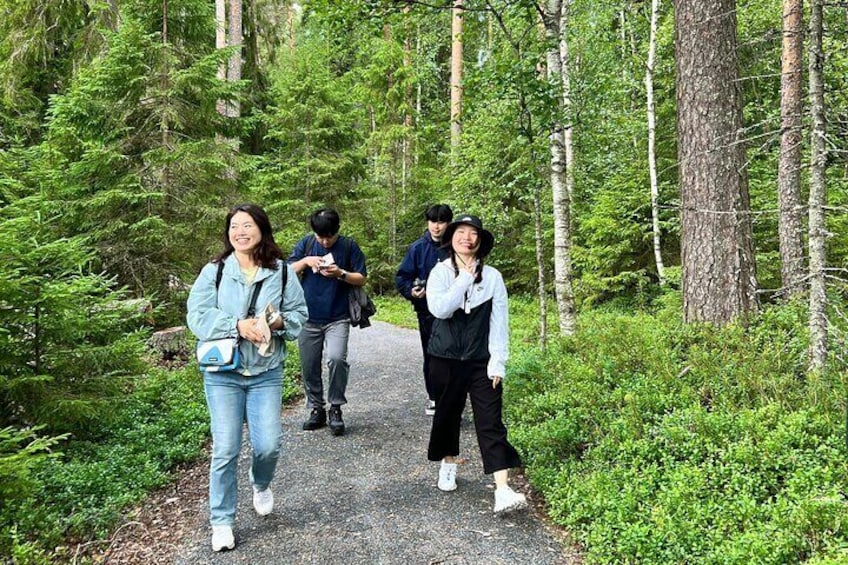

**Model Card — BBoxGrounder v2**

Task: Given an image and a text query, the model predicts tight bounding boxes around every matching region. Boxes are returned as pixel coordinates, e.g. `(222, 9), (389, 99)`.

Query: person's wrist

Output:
(339, 269), (348, 280)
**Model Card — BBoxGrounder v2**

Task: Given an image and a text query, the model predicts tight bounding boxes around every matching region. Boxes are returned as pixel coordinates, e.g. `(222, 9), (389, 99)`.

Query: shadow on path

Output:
(173, 321), (578, 564)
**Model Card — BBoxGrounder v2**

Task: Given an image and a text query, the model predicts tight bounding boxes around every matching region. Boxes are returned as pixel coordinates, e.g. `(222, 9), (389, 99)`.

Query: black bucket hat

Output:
(442, 214), (495, 258)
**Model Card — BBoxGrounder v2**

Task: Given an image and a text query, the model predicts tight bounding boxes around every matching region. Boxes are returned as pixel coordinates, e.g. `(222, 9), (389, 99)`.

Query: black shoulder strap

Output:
(215, 261), (225, 290)
(216, 260), (265, 318)
(306, 234), (316, 256)
(246, 280), (264, 317)
(279, 262), (288, 310)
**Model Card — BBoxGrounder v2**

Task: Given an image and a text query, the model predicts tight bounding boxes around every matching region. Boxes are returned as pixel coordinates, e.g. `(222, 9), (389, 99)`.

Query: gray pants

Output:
(298, 319), (351, 408)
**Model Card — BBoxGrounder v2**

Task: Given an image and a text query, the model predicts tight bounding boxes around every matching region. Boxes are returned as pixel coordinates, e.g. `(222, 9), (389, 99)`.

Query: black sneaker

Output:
(328, 405), (345, 436)
(302, 406), (326, 430)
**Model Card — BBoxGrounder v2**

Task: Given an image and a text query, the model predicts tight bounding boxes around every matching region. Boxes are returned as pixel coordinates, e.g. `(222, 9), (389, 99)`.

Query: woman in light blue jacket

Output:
(187, 203), (308, 552)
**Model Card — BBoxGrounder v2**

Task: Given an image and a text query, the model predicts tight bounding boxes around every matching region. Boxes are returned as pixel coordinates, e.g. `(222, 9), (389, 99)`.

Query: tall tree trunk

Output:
(215, 0), (227, 116)
(227, 0), (243, 120)
(646, 0), (665, 284)
(550, 0), (576, 335)
(778, 0), (806, 297)
(450, 0), (463, 158)
(288, 3), (296, 55)
(402, 4), (413, 211)
(807, 0), (827, 371)
(534, 183), (548, 348)
(674, 0), (758, 324)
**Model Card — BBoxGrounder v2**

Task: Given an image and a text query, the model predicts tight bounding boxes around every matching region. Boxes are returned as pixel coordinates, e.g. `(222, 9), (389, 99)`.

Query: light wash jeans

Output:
(298, 319), (350, 408)
(204, 367), (283, 526)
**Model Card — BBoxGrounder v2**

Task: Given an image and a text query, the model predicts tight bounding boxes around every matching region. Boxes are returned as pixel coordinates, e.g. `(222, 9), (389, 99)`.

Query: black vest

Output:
(427, 298), (492, 361)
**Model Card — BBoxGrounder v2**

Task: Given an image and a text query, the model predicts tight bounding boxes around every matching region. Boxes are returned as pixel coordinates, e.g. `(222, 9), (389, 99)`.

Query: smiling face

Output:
(229, 211), (262, 254)
(452, 224), (481, 256)
(428, 220), (449, 242)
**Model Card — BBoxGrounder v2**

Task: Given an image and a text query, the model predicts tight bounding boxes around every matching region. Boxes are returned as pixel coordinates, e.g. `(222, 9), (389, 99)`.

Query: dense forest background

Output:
(2, 0), (848, 563)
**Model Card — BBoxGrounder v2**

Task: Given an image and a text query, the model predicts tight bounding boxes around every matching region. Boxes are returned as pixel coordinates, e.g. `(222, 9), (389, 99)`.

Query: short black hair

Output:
(309, 208), (341, 237)
(425, 204), (453, 223)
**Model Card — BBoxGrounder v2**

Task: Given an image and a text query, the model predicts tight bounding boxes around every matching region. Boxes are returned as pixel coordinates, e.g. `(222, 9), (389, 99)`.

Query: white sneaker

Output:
(438, 461), (457, 491)
(493, 485), (528, 514)
(253, 486), (274, 516)
(211, 525), (235, 552)
(425, 399), (436, 416)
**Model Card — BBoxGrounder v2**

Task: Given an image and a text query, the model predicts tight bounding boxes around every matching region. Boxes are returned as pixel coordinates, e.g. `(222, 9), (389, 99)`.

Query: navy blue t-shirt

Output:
(287, 235), (367, 324)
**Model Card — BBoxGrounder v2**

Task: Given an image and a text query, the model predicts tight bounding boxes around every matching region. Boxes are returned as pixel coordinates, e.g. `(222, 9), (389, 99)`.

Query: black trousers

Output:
(427, 356), (522, 474)
(417, 311), (435, 400)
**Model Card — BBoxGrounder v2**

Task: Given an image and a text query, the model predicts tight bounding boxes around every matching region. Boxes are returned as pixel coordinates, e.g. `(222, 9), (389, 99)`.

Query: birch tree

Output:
(542, 0), (576, 335)
(807, 0), (827, 371)
(646, 0), (665, 284)
(674, 0), (758, 324)
(777, 0), (806, 297)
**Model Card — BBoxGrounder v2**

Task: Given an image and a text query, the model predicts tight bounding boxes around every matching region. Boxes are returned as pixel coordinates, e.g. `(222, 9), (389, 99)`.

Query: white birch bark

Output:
(544, 0), (576, 335)
(646, 0), (665, 284)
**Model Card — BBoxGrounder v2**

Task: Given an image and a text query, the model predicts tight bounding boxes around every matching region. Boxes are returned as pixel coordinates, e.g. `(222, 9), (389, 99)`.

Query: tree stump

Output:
(147, 326), (191, 363)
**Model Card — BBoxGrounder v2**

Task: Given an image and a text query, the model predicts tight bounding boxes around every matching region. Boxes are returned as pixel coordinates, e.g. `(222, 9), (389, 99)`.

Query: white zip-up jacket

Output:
(426, 258), (509, 378)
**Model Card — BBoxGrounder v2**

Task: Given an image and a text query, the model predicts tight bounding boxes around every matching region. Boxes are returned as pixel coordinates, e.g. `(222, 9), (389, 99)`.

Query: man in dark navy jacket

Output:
(395, 204), (453, 415)
(289, 208), (368, 436)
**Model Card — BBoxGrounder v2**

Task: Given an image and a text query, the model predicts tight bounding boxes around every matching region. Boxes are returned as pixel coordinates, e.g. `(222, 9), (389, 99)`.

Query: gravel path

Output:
(171, 321), (579, 564)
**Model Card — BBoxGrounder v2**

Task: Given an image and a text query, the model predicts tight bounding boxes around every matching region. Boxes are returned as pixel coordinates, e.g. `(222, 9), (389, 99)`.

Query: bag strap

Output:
(246, 280), (263, 317)
(279, 261), (287, 311)
(214, 259), (265, 318)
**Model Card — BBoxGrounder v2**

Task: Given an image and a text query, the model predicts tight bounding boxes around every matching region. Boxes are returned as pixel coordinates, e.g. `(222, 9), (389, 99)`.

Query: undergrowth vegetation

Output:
(506, 296), (848, 564)
(1, 349), (303, 563)
(3, 295), (846, 564)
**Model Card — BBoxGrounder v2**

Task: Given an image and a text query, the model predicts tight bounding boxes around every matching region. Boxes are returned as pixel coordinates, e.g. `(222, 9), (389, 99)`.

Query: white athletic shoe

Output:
(211, 525), (235, 552)
(438, 461), (457, 491)
(253, 486), (274, 516)
(493, 485), (528, 515)
(425, 399), (436, 416)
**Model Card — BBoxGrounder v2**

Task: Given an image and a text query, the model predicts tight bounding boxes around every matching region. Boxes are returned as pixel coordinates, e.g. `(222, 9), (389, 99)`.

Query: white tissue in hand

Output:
(256, 303), (276, 357)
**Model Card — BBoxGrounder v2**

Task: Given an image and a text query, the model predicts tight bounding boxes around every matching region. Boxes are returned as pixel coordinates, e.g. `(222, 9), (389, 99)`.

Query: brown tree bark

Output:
(674, 0), (758, 324)
(807, 0), (827, 371)
(777, 0), (806, 297)
(450, 0), (463, 156)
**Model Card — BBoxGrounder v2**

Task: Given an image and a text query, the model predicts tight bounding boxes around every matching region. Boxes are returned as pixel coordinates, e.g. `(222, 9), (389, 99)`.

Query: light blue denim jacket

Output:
(186, 255), (308, 376)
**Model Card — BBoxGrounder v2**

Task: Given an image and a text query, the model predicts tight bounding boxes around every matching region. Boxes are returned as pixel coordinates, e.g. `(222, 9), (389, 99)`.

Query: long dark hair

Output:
(213, 203), (284, 269)
(449, 249), (483, 283)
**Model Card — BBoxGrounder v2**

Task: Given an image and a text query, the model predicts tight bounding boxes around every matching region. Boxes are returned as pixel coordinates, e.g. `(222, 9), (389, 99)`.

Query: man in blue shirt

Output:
(395, 204), (453, 416)
(288, 208), (368, 436)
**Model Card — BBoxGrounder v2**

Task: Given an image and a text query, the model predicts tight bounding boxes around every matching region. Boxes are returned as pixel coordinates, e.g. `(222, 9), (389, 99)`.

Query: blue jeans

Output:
(204, 367), (283, 525)
(298, 320), (350, 408)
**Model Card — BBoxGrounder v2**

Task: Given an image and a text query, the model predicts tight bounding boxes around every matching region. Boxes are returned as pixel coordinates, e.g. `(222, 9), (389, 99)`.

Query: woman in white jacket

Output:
(425, 214), (527, 515)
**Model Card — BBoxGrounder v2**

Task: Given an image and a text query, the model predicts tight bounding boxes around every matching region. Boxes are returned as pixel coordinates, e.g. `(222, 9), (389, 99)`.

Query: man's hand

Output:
(411, 287), (425, 299)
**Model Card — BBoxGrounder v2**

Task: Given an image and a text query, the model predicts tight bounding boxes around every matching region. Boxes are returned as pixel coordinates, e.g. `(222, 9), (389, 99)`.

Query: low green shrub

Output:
(2, 366), (209, 558)
(506, 299), (848, 564)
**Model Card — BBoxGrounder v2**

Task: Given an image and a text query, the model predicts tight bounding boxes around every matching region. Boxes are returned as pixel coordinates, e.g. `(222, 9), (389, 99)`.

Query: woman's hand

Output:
(237, 318), (265, 344)
(491, 376), (502, 388)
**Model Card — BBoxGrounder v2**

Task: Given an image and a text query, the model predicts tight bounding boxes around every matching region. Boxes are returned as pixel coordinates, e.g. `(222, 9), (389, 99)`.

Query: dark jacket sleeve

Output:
(395, 243), (418, 301)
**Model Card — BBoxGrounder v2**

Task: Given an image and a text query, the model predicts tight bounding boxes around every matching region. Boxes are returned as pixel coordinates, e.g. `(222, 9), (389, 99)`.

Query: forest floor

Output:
(87, 321), (581, 564)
